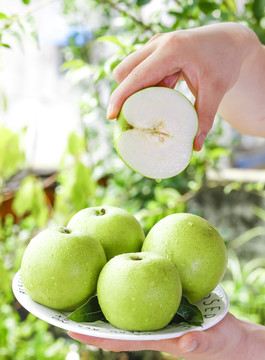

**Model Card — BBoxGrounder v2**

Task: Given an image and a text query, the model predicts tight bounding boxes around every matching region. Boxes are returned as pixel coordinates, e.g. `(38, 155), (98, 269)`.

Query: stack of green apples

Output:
(21, 86), (227, 332)
(21, 206), (227, 332)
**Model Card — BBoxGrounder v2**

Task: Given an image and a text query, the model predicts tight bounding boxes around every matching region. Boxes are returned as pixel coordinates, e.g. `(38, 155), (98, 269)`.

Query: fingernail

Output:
(197, 132), (206, 150)
(182, 339), (198, 353)
(107, 103), (115, 119)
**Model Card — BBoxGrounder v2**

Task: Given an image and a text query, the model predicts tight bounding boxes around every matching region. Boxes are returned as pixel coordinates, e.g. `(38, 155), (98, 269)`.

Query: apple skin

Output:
(142, 213), (227, 303)
(67, 206), (145, 261)
(21, 227), (107, 311)
(97, 252), (182, 331)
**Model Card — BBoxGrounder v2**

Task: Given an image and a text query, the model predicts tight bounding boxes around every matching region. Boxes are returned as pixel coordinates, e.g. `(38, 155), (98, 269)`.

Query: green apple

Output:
(67, 205), (145, 261)
(97, 252), (182, 331)
(142, 213), (227, 303)
(114, 87), (198, 180)
(21, 227), (107, 311)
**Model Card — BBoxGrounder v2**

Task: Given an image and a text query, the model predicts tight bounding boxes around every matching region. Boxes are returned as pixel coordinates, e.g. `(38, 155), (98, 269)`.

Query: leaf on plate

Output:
(170, 297), (203, 327)
(67, 295), (106, 322)
(67, 294), (203, 327)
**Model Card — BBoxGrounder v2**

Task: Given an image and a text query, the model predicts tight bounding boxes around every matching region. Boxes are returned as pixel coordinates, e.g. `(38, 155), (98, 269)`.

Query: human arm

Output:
(107, 22), (265, 150)
(68, 312), (265, 360)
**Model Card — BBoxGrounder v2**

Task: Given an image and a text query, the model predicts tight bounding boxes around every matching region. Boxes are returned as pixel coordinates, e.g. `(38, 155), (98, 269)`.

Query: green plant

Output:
(222, 205), (265, 325)
(222, 250), (265, 324)
(0, 126), (25, 198)
(0, 0), (265, 359)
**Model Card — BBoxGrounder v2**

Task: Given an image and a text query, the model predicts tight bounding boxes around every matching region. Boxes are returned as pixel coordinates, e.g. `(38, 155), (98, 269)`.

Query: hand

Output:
(107, 23), (257, 150)
(68, 312), (255, 360)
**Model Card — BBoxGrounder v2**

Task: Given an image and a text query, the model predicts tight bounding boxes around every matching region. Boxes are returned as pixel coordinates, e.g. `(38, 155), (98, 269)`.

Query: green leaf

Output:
(0, 43), (11, 48)
(170, 297), (203, 326)
(198, 0), (218, 14)
(22, 0), (31, 4)
(67, 132), (86, 157)
(0, 13), (8, 19)
(0, 126), (25, 180)
(253, 0), (265, 21)
(60, 59), (85, 72)
(12, 175), (49, 226)
(137, 0), (152, 6)
(70, 161), (97, 211)
(68, 294), (203, 327)
(67, 295), (106, 322)
(97, 36), (134, 52)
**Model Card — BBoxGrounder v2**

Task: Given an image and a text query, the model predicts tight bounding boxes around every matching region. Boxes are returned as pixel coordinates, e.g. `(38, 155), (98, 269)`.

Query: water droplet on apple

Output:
(188, 221), (193, 226)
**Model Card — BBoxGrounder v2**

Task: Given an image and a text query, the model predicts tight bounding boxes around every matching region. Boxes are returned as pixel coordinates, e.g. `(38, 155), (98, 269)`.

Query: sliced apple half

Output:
(114, 87), (198, 180)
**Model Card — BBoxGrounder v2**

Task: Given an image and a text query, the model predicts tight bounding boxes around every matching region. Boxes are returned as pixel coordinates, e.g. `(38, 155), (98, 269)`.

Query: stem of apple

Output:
(131, 256), (142, 261)
(96, 208), (106, 216)
(59, 227), (71, 234)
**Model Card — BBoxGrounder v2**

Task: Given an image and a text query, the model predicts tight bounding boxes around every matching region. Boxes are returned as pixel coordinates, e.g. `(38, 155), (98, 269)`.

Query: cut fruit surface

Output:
(114, 87), (198, 179)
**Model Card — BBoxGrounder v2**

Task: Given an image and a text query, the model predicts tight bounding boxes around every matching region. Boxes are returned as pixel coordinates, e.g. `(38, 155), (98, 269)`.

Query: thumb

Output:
(193, 86), (223, 151)
(177, 331), (210, 355)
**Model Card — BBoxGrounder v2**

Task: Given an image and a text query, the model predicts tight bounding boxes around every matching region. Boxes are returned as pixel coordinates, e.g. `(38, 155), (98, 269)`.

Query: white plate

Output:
(12, 270), (229, 341)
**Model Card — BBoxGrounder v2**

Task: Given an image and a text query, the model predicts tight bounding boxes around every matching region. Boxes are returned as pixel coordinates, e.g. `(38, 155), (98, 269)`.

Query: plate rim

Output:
(12, 269), (229, 341)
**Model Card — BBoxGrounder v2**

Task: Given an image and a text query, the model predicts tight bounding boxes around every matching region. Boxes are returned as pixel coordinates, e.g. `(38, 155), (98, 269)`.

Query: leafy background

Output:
(0, 0), (265, 359)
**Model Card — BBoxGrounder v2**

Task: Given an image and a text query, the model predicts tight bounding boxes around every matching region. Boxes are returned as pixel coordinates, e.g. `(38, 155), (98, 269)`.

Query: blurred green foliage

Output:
(0, 0), (265, 359)
(0, 126), (25, 192)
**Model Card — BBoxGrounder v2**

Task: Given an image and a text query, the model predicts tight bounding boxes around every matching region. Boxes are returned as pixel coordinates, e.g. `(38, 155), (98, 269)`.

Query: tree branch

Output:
(96, 0), (156, 34)
(0, 0), (58, 32)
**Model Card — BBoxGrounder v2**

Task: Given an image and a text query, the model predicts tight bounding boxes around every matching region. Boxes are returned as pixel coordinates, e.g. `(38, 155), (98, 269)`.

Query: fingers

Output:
(193, 83), (224, 151)
(68, 332), (159, 352)
(107, 51), (180, 119)
(113, 45), (154, 85)
(113, 34), (163, 85)
(68, 314), (241, 360)
(68, 330), (211, 358)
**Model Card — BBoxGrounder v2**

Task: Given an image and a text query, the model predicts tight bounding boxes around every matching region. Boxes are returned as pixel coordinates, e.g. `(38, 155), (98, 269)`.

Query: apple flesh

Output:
(142, 213), (227, 303)
(114, 87), (198, 179)
(21, 227), (107, 311)
(67, 206), (145, 261)
(97, 252), (182, 331)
